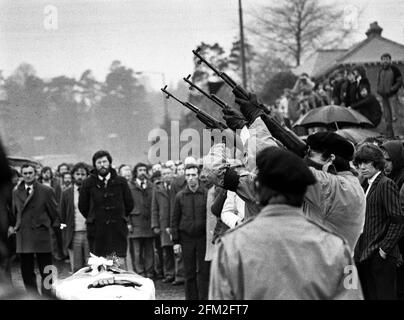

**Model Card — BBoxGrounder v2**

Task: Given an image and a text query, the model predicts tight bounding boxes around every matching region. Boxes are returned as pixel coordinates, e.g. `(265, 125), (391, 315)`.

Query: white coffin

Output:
(53, 267), (155, 300)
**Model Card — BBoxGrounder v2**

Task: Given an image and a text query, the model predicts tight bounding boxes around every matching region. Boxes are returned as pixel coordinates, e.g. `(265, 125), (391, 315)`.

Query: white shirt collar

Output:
(98, 172), (111, 181)
(136, 178), (146, 187)
(25, 183), (33, 190)
(368, 171), (381, 185)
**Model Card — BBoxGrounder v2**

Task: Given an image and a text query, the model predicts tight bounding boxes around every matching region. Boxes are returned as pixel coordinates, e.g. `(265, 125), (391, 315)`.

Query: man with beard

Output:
(61, 172), (73, 192)
(78, 151), (134, 268)
(60, 162), (90, 272)
(38, 166), (62, 203)
(128, 163), (155, 278)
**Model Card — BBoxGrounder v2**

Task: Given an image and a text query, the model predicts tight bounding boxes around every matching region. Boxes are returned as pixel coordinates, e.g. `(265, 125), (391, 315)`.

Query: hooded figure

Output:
(381, 140), (404, 190)
(381, 140), (404, 300)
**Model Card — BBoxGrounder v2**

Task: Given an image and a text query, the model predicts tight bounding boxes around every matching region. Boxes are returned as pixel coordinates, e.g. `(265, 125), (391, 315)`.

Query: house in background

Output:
(294, 22), (404, 136)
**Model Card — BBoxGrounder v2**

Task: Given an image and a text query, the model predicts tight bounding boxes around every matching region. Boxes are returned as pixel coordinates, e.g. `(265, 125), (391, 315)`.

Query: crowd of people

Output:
(273, 53), (403, 138)
(0, 53), (404, 301)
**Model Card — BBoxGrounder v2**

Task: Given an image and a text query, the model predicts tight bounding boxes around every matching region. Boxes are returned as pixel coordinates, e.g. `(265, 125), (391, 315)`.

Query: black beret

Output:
(307, 132), (355, 161)
(256, 147), (316, 195)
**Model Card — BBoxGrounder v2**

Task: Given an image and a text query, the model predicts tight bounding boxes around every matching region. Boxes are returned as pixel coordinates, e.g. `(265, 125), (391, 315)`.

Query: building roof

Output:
(294, 22), (404, 79)
(293, 49), (348, 78)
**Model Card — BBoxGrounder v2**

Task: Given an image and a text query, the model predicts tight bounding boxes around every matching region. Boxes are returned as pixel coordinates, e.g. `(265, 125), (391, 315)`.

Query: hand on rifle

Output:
(234, 92), (265, 125)
(222, 106), (248, 130)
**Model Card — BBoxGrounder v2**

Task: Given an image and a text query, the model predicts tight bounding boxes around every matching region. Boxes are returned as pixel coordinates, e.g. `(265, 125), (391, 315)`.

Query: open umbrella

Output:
(335, 128), (382, 145)
(293, 105), (374, 129)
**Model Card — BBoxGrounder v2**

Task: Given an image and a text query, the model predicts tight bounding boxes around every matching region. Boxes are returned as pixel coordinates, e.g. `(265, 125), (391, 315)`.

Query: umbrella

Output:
(335, 128), (382, 145)
(293, 105), (374, 129)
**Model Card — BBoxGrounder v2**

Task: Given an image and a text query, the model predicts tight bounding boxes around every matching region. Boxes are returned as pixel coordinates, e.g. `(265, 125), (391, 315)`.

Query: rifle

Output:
(192, 48), (308, 158)
(161, 85), (227, 130)
(192, 48), (269, 114)
(183, 74), (230, 110)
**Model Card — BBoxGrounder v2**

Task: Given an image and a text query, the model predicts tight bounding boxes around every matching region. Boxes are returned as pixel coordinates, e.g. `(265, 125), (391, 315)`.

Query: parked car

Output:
(7, 156), (42, 174)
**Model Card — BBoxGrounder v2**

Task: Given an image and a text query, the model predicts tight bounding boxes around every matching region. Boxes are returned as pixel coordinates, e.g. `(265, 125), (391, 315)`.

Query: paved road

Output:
(9, 258), (185, 300)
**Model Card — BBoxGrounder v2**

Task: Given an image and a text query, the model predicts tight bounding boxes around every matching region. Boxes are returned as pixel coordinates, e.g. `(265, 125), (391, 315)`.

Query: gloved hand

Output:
(234, 92), (265, 124)
(222, 106), (248, 130)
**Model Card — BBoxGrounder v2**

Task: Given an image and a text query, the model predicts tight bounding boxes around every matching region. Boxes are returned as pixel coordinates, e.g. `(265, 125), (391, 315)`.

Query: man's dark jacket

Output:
(151, 182), (174, 246)
(128, 179), (154, 238)
(12, 181), (61, 253)
(171, 185), (208, 244)
(78, 168), (134, 257)
(60, 186), (86, 253)
(354, 173), (404, 262)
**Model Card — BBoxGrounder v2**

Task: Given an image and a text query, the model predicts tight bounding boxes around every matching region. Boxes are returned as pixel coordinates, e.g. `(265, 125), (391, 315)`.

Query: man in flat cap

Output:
(209, 147), (363, 300)
(302, 132), (366, 252)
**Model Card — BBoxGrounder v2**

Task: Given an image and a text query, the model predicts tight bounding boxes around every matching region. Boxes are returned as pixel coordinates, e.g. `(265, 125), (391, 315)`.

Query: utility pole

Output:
(238, 0), (247, 88)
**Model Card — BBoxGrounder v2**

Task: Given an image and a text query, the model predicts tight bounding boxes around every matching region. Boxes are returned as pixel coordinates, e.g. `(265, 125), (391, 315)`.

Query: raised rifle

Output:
(161, 85), (227, 130)
(192, 48), (269, 114)
(192, 48), (308, 158)
(183, 74), (230, 110)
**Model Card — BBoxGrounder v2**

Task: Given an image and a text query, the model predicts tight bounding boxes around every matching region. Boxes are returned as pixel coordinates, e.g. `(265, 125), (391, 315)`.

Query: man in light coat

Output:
(209, 147), (363, 300)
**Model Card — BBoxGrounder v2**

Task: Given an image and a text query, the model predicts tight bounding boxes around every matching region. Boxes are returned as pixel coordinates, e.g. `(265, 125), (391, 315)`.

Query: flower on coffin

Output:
(87, 252), (121, 276)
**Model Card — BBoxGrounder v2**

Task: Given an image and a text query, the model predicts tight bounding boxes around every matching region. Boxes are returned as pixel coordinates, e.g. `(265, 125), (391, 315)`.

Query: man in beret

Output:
(302, 132), (367, 252)
(209, 147), (363, 300)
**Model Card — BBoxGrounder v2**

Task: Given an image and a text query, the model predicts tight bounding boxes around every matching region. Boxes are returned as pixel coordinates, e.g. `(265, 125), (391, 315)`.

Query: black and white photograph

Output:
(1, 0), (404, 304)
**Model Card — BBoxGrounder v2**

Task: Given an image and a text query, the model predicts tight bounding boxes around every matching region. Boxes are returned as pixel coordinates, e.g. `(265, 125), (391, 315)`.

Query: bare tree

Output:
(248, 0), (358, 67)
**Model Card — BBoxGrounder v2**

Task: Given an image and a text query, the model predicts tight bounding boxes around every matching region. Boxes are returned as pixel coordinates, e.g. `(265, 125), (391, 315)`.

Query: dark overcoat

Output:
(12, 181), (60, 253)
(78, 169), (134, 257)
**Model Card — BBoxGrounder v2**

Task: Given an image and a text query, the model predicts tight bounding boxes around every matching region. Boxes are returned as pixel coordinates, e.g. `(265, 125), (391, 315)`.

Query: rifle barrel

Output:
(161, 87), (185, 107)
(183, 76), (227, 109)
(192, 49), (234, 88)
(183, 76), (210, 100)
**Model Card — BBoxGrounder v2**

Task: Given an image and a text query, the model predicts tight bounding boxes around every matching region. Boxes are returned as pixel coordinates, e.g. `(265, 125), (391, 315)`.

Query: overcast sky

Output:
(1, 0), (403, 89)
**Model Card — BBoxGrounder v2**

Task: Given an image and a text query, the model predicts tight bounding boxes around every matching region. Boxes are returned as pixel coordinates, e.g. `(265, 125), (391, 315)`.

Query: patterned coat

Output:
(355, 172), (404, 262)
